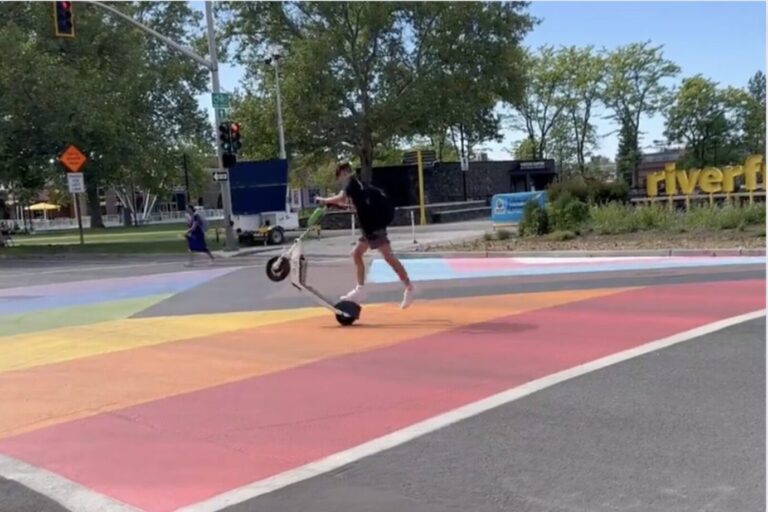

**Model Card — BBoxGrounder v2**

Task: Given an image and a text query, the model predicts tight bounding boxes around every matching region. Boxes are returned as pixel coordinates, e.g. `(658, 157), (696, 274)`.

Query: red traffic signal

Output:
(230, 123), (242, 153)
(54, 1), (74, 38)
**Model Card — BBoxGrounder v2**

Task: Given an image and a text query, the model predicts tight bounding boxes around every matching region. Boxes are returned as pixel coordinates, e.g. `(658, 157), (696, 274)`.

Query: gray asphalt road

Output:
(135, 263), (763, 318)
(224, 318), (766, 512)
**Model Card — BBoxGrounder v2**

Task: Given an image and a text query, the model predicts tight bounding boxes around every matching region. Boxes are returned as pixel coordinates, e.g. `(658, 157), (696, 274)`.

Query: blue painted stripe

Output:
(0, 274), (216, 316)
(367, 257), (765, 284)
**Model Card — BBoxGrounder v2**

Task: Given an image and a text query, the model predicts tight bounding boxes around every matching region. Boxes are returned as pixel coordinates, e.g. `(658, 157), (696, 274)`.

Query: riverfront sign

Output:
(646, 154), (765, 197)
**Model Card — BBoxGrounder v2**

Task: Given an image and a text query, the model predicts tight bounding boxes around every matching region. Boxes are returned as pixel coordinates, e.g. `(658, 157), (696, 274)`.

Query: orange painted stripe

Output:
(0, 288), (628, 439)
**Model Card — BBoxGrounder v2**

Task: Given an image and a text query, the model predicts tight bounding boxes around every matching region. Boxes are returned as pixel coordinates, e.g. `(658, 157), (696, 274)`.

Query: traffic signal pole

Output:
(204, 1), (236, 251)
(84, 1), (237, 251)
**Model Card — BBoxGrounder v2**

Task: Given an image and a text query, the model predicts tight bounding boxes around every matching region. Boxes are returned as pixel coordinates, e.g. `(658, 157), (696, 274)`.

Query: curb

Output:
(398, 248), (766, 259)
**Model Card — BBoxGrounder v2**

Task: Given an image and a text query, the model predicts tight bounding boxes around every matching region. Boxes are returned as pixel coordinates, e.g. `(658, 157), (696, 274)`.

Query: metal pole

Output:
(206, 2), (236, 251)
(74, 193), (84, 245)
(182, 152), (190, 205)
(86, 1), (212, 69)
(410, 210), (417, 244)
(417, 150), (426, 226)
(274, 60), (287, 160)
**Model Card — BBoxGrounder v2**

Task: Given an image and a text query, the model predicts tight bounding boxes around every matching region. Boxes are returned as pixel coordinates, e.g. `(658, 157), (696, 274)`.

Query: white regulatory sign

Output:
(213, 171), (229, 182)
(67, 172), (85, 193)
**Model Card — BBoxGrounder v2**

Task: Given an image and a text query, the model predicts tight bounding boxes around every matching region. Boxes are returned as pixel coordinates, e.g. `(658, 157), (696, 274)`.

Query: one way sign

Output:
(213, 171), (229, 182)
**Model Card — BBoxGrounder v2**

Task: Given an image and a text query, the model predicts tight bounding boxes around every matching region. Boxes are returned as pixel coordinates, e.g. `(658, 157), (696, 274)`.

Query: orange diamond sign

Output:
(59, 144), (87, 173)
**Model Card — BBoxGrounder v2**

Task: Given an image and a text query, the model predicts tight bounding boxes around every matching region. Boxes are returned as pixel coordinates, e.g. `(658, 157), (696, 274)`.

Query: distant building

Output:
(369, 159), (558, 206)
(635, 148), (685, 189)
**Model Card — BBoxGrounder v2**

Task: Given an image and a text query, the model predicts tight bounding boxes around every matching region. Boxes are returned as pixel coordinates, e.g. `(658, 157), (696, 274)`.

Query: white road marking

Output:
(180, 309), (766, 512)
(0, 453), (140, 512)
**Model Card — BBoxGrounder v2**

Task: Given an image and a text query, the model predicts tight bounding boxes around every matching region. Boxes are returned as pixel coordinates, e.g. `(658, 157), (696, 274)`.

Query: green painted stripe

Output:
(0, 295), (171, 337)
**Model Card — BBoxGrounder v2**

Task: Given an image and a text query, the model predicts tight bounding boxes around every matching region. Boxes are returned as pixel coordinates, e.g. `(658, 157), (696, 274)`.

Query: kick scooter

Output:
(265, 207), (362, 326)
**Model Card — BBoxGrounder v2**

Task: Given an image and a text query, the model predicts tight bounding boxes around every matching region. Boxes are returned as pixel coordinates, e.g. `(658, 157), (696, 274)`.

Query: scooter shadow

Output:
(320, 318), (455, 330)
(322, 320), (538, 334)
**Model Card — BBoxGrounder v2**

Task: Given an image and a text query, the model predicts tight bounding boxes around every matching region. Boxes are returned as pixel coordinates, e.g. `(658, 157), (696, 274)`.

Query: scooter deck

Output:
(292, 282), (354, 318)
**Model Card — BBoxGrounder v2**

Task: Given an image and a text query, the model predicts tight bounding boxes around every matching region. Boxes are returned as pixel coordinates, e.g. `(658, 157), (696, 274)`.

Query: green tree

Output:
(664, 75), (738, 168)
(602, 41), (680, 185)
(510, 137), (538, 160)
(220, 2), (534, 182)
(615, 116), (641, 184)
(508, 46), (568, 160)
(728, 71), (766, 156)
(0, 2), (211, 227)
(560, 46), (605, 174)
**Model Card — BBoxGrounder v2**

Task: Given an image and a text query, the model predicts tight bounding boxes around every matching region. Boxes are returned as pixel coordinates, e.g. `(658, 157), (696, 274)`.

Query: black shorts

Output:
(359, 228), (389, 250)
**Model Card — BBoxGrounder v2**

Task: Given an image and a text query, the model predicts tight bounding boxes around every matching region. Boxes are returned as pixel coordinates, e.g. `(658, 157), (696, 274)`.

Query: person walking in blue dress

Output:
(184, 205), (214, 266)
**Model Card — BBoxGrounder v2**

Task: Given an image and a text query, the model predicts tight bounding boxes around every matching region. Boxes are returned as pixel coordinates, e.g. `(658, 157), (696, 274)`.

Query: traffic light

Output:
(54, 1), (74, 38)
(218, 122), (232, 153)
(222, 153), (237, 168)
(230, 123), (241, 153)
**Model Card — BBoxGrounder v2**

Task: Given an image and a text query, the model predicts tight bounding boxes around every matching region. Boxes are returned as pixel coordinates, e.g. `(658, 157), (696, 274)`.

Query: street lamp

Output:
(264, 46), (287, 160)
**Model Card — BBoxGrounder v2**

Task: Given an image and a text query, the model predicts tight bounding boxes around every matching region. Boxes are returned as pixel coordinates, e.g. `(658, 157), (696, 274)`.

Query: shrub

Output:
(683, 204), (720, 231)
(548, 196), (590, 232)
(496, 228), (512, 240)
(546, 230), (577, 241)
(590, 181), (630, 205)
(742, 203), (766, 225)
(547, 177), (589, 204)
(716, 204), (745, 230)
(519, 199), (549, 236)
(634, 203), (674, 231)
(589, 203), (637, 235)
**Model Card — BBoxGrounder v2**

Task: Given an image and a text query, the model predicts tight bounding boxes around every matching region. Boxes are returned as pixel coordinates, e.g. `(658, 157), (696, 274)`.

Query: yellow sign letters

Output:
(645, 155), (766, 197)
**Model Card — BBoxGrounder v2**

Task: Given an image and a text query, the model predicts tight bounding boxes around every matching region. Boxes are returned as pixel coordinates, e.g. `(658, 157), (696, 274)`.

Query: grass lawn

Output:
(2, 223), (226, 256)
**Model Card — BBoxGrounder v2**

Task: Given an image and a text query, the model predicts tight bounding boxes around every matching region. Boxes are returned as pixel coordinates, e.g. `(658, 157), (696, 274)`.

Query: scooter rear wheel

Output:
(334, 300), (361, 326)
(266, 256), (290, 282)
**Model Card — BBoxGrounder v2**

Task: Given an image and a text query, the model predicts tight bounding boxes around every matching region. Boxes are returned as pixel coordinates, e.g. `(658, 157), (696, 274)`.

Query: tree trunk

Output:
(359, 126), (374, 183)
(86, 173), (104, 229)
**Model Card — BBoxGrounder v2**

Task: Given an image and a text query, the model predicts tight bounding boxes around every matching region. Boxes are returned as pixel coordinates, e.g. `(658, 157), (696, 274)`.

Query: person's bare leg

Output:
(354, 241), (368, 285)
(377, 242), (410, 285)
(341, 240), (369, 301)
(378, 242), (415, 309)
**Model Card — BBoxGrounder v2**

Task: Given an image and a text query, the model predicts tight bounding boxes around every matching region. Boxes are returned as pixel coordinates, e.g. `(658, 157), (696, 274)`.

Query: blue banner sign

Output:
(491, 191), (548, 224)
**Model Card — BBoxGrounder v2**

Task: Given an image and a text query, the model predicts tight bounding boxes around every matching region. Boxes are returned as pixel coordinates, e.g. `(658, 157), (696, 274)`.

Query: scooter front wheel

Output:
(334, 300), (361, 326)
(266, 256), (290, 282)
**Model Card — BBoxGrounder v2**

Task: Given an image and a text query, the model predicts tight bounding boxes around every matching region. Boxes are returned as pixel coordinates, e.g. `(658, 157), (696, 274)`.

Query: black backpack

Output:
(362, 182), (395, 228)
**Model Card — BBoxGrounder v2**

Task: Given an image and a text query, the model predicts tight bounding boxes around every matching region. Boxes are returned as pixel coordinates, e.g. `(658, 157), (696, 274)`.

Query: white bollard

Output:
(410, 210), (417, 244)
(350, 213), (356, 245)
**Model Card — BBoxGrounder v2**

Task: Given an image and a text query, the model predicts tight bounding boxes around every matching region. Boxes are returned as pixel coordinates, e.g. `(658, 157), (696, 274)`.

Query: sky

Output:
(194, 1), (766, 161)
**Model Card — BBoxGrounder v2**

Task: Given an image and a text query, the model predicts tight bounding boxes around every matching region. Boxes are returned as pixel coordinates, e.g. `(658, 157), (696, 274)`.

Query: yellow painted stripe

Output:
(0, 288), (631, 438)
(0, 307), (328, 373)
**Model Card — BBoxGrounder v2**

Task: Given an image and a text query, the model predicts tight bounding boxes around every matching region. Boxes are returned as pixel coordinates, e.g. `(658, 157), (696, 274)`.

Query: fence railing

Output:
(21, 209), (225, 232)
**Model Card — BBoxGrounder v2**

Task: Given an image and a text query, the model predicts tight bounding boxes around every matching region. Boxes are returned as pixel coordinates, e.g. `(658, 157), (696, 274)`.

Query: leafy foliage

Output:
(548, 196), (590, 232)
(602, 41), (680, 184)
(220, 2), (534, 182)
(519, 199), (549, 237)
(0, 2), (211, 226)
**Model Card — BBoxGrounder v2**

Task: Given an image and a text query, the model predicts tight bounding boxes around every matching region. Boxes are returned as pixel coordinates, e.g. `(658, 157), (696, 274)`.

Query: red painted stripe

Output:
(0, 280), (763, 512)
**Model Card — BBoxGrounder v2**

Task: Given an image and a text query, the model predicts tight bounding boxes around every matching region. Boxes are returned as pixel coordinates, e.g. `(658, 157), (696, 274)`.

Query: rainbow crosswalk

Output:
(0, 266), (764, 512)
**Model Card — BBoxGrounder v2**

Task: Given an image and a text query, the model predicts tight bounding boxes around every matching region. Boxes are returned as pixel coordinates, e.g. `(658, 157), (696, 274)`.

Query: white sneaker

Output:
(401, 284), (415, 310)
(341, 285), (366, 303)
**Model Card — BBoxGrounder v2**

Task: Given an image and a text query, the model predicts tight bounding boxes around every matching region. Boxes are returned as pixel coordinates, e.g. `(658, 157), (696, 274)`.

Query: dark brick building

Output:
(369, 159), (557, 207)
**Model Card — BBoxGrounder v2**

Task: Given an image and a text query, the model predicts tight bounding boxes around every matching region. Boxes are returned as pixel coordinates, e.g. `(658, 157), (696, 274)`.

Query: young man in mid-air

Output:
(317, 162), (415, 309)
